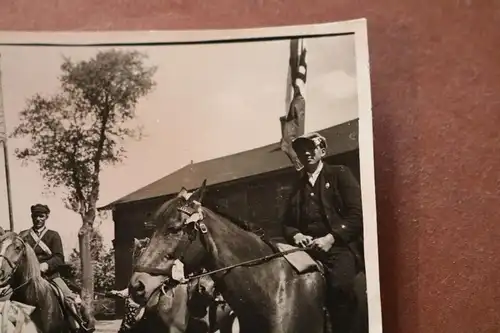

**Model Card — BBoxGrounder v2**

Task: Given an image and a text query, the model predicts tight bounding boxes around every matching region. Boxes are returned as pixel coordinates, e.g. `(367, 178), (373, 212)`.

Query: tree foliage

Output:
(10, 49), (157, 217)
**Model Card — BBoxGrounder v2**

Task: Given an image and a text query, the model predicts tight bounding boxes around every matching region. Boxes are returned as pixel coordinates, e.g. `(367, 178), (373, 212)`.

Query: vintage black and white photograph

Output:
(0, 19), (381, 333)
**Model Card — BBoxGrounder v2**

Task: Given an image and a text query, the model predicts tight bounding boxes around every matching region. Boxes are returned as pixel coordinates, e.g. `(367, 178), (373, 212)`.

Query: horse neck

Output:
(200, 209), (273, 268)
(12, 252), (66, 333)
(13, 250), (50, 305)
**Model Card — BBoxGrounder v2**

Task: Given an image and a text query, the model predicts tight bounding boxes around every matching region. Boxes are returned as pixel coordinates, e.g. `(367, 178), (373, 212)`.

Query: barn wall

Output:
(112, 198), (166, 317)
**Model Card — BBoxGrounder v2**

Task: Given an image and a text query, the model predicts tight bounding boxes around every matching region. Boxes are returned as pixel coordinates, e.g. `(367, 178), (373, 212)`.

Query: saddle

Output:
(47, 281), (92, 333)
(273, 242), (325, 275)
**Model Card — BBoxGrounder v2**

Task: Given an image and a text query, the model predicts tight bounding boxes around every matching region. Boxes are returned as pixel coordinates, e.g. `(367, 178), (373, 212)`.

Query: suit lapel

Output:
(318, 165), (328, 206)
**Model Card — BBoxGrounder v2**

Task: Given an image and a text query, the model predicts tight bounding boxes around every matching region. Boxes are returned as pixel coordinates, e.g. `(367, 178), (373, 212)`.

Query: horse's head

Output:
(0, 228), (28, 287)
(129, 179), (208, 307)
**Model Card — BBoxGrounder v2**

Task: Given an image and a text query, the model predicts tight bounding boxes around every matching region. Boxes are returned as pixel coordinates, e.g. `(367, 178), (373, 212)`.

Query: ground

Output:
(95, 320), (121, 333)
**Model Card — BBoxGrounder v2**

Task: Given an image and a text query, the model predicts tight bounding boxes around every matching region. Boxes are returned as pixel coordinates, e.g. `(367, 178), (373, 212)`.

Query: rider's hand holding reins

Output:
(40, 263), (49, 273)
(293, 233), (313, 248)
(311, 234), (335, 252)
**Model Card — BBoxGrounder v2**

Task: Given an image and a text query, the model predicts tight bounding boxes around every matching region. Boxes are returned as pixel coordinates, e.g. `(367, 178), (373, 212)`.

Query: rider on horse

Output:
(282, 132), (364, 333)
(19, 204), (94, 333)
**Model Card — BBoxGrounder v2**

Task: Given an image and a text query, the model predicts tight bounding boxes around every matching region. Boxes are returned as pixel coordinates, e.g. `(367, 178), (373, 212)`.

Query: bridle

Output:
(0, 234), (33, 296)
(133, 198), (208, 277)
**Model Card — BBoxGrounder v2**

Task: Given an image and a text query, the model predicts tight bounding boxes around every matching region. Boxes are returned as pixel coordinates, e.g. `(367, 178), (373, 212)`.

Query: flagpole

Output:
(0, 54), (14, 231)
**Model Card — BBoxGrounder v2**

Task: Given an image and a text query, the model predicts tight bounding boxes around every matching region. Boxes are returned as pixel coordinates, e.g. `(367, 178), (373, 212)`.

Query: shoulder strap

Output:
(29, 229), (52, 256)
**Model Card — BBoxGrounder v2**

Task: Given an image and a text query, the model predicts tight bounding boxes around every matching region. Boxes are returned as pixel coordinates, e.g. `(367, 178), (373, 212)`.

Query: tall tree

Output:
(10, 49), (157, 324)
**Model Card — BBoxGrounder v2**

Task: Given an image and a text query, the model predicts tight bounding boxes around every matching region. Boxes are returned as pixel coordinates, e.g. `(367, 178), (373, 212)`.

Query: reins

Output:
(136, 243), (315, 318)
(178, 244), (315, 284)
(133, 196), (318, 313)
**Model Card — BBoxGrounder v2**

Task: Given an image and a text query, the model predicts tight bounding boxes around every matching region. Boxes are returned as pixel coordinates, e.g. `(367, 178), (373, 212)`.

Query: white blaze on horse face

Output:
(0, 238), (13, 272)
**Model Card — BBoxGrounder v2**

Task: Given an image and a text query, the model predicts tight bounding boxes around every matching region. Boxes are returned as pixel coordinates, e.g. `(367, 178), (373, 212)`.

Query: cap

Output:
(31, 204), (50, 215)
(291, 132), (328, 150)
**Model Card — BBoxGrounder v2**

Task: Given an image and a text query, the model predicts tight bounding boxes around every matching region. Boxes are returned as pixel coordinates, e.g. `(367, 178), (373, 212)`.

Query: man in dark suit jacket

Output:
(281, 132), (364, 333)
(20, 204), (94, 332)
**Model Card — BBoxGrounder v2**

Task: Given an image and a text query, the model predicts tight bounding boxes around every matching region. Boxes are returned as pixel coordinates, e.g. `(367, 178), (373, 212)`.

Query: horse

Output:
(121, 237), (236, 333)
(0, 298), (40, 333)
(0, 228), (74, 333)
(129, 180), (329, 333)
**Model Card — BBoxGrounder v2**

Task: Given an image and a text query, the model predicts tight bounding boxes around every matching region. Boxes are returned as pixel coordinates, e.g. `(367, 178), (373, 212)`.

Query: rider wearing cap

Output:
(19, 204), (94, 333)
(281, 132), (364, 333)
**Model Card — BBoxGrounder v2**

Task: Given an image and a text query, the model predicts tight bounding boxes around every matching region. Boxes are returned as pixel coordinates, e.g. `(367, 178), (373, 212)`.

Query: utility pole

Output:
(0, 54), (14, 231)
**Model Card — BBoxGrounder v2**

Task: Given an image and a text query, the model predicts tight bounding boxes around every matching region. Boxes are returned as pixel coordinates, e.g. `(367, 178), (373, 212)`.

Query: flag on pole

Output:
(280, 39), (307, 171)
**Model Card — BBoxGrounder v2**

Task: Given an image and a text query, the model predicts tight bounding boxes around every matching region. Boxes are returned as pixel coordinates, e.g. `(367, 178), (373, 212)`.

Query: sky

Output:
(0, 34), (359, 257)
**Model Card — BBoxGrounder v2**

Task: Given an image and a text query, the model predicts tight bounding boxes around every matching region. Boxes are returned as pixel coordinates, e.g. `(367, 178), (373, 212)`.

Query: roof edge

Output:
(97, 119), (359, 211)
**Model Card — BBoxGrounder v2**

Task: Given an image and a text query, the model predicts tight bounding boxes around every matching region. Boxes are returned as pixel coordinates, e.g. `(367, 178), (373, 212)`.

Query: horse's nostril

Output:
(137, 281), (145, 293)
(129, 280), (145, 297)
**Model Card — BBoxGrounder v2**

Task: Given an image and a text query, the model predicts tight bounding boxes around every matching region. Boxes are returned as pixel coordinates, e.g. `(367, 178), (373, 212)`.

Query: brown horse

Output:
(0, 228), (73, 333)
(123, 237), (236, 333)
(129, 180), (329, 333)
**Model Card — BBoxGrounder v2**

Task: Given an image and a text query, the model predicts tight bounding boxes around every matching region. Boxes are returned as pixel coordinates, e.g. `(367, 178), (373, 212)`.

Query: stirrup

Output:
(65, 302), (93, 333)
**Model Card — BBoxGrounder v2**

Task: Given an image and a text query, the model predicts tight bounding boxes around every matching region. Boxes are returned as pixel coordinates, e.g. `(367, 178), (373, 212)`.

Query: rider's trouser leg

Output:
(52, 277), (75, 298)
(52, 277), (94, 331)
(312, 247), (358, 333)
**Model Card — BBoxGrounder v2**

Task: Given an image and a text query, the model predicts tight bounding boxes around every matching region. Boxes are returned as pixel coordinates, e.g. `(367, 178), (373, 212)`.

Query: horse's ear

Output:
(189, 179), (207, 204)
(177, 187), (189, 199)
(133, 238), (140, 248)
(0, 226), (5, 235)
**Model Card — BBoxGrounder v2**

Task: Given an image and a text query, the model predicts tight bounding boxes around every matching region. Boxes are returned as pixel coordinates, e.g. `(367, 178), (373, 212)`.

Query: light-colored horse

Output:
(0, 298), (39, 333)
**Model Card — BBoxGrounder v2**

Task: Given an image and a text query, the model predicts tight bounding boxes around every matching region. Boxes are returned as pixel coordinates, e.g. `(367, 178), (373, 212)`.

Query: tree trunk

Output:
(78, 219), (95, 328)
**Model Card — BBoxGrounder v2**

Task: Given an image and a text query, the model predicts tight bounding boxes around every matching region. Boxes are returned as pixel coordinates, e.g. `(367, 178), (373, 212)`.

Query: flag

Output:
(0, 54), (5, 143)
(280, 39), (307, 171)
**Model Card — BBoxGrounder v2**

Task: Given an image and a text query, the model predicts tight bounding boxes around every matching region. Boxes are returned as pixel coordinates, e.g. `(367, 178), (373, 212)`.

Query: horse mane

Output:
(152, 193), (274, 247)
(21, 241), (51, 301)
(206, 204), (267, 239)
(152, 196), (184, 225)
